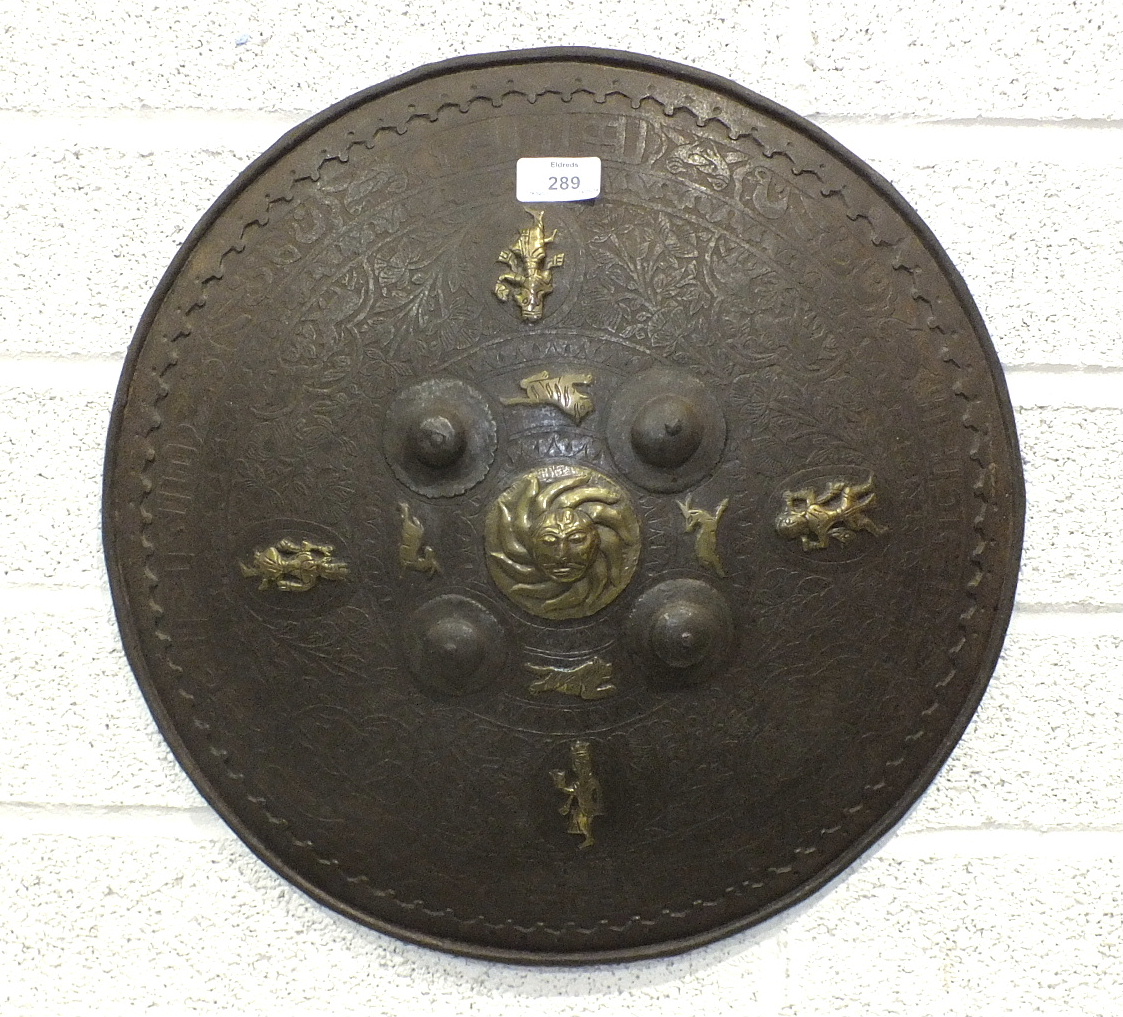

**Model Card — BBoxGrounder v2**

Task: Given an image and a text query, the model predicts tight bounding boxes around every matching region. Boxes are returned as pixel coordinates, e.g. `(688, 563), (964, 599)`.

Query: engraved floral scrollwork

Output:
(664, 132), (749, 191)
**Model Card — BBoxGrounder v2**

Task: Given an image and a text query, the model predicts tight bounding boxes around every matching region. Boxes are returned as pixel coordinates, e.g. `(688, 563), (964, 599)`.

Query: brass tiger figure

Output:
(527, 658), (617, 700)
(501, 370), (595, 424)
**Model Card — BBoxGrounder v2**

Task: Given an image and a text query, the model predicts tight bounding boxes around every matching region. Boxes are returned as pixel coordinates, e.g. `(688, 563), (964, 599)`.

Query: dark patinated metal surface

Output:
(104, 48), (1024, 964)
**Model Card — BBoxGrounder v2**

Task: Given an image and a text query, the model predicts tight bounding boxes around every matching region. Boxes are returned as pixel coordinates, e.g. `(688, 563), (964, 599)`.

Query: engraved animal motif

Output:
(494, 210), (565, 322)
(677, 495), (730, 578)
(527, 658), (617, 700)
(501, 370), (595, 424)
(666, 139), (733, 189)
(775, 477), (888, 551)
(239, 539), (349, 593)
(398, 502), (440, 576)
(550, 740), (604, 850)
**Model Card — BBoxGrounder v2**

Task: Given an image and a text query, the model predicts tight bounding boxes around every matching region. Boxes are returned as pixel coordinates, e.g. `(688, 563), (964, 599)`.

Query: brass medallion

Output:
(105, 49), (1023, 964)
(485, 465), (640, 620)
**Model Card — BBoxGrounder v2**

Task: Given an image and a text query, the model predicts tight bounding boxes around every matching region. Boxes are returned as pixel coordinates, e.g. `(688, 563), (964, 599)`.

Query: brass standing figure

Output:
(677, 495), (730, 577)
(398, 502), (440, 576)
(239, 539), (349, 592)
(551, 740), (604, 849)
(775, 477), (888, 551)
(527, 658), (617, 700)
(501, 370), (595, 424)
(494, 210), (565, 322)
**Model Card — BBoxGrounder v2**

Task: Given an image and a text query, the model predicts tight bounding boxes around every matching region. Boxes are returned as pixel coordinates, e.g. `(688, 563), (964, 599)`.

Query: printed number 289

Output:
(548, 176), (581, 191)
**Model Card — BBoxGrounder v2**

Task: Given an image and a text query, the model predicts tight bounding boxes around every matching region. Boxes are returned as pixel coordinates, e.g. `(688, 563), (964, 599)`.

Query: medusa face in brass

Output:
(485, 466), (640, 620)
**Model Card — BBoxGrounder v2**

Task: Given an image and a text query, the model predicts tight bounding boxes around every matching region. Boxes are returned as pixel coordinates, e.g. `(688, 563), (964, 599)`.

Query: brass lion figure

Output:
(239, 539), (349, 592)
(485, 466), (640, 620)
(775, 477), (888, 551)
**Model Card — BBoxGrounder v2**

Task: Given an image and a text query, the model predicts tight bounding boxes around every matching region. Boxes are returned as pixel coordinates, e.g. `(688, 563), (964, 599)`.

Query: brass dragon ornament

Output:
(494, 210), (565, 322)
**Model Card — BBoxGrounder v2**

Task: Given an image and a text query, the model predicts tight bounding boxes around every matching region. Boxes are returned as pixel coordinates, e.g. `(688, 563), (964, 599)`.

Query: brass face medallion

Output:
(485, 465), (640, 620)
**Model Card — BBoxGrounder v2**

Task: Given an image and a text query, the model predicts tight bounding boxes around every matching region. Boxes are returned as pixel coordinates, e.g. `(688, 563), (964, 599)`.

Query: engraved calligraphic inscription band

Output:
(104, 48), (1023, 964)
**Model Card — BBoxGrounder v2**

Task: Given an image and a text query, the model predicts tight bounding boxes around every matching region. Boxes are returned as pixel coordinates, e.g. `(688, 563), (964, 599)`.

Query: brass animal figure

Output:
(550, 740), (604, 850)
(527, 658), (617, 700)
(677, 495), (730, 577)
(398, 502), (440, 576)
(501, 370), (595, 424)
(775, 477), (888, 551)
(494, 210), (565, 322)
(239, 539), (349, 592)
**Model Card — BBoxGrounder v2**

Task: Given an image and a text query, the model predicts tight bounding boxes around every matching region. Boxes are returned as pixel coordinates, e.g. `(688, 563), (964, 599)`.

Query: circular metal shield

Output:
(104, 48), (1024, 964)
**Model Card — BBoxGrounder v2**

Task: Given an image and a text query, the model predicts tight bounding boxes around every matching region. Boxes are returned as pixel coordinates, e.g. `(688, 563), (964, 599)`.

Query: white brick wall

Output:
(3, 2), (1120, 1013)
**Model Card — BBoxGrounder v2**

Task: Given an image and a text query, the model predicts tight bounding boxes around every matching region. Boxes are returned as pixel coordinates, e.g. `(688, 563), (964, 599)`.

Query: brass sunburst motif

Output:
(484, 465), (640, 620)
